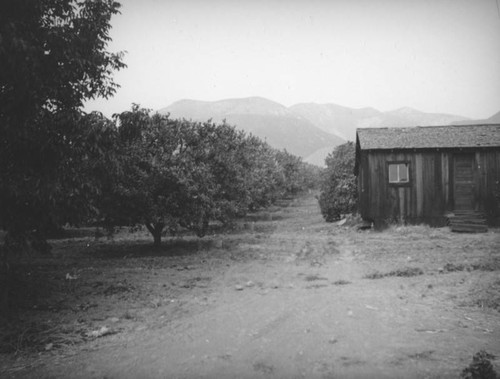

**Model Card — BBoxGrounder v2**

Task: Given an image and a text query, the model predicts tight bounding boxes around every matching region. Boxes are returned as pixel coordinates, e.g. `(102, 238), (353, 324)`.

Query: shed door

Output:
(454, 154), (475, 210)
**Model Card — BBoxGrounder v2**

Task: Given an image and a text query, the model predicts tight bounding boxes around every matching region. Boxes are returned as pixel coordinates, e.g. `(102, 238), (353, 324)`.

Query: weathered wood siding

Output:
(477, 149), (500, 224)
(357, 148), (500, 226)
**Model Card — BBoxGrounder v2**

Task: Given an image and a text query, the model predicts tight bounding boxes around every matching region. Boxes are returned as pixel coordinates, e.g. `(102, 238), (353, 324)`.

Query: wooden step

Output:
(451, 224), (488, 233)
(451, 214), (486, 218)
(451, 212), (485, 217)
(448, 210), (488, 233)
(449, 218), (487, 225)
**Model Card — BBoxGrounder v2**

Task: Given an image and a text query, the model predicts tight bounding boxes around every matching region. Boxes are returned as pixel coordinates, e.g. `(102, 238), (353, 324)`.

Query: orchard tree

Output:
(102, 108), (212, 246)
(105, 108), (256, 245)
(0, 0), (125, 311)
(275, 150), (321, 197)
(299, 162), (324, 192)
(318, 142), (357, 222)
(175, 120), (251, 229)
(0, 0), (125, 239)
(104, 107), (183, 246)
(241, 137), (285, 210)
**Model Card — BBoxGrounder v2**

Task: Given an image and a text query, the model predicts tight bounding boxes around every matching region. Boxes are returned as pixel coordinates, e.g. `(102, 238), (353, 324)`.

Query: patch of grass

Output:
(253, 361), (275, 374)
(388, 267), (424, 277)
(0, 322), (87, 354)
(103, 282), (134, 296)
(306, 284), (329, 289)
(364, 271), (385, 280)
(407, 350), (435, 360)
(441, 261), (500, 274)
(304, 274), (328, 282)
(461, 350), (498, 379)
(443, 263), (467, 272)
(365, 267), (424, 280)
(471, 262), (500, 272)
(122, 310), (135, 320)
(475, 295), (500, 312)
(384, 223), (433, 237)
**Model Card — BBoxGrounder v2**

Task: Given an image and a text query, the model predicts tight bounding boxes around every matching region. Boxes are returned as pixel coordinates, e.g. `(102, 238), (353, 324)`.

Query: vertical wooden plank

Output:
(383, 152), (391, 221)
(475, 151), (481, 210)
(427, 153), (438, 217)
(434, 152), (443, 215)
(434, 153), (442, 193)
(364, 152), (371, 219)
(358, 152), (368, 219)
(423, 154), (430, 217)
(415, 153), (423, 217)
(379, 152), (388, 221)
(480, 151), (486, 211)
(369, 153), (380, 221)
(408, 154), (415, 221)
(442, 153), (449, 208)
(449, 153), (455, 208)
(399, 187), (405, 222)
(368, 153), (375, 219)
(405, 185), (412, 221)
(407, 153), (414, 221)
(454, 153), (475, 210)
(484, 149), (500, 222)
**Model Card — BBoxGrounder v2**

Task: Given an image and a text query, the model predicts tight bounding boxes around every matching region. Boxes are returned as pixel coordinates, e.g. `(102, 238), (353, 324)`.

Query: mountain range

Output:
(159, 97), (498, 167)
(451, 110), (500, 125)
(159, 97), (344, 161)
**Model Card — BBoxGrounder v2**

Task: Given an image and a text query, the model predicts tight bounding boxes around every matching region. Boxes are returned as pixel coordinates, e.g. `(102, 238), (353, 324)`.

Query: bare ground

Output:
(1, 193), (500, 378)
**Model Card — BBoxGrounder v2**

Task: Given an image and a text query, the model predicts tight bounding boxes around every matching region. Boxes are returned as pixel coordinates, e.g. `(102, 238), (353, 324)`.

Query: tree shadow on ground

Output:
(83, 238), (213, 260)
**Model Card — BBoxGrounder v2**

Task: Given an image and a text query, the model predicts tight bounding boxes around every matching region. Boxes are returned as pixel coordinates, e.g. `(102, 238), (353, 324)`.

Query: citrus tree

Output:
(318, 142), (357, 221)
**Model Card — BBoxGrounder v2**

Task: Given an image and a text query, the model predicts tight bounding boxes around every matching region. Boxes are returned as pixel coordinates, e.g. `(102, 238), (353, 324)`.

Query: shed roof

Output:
(356, 124), (500, 150)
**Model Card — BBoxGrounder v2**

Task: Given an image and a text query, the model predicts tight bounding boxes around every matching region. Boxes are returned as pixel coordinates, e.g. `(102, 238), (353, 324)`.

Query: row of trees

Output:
(99, 106), (320, 245)
(2, 102), (321, 250)
(0, 0), (321, 313)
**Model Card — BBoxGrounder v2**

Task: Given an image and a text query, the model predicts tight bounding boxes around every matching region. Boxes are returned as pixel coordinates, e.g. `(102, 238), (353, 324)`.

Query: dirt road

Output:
(1, 194), (499, 378)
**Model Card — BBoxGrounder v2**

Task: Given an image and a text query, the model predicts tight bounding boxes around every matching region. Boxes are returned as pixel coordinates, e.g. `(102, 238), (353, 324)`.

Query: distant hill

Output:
(159, 97), (345, 160)
(451, 110), (500, 125)
(162, 97), (291, 120)
(289, 104), (470, 141)
(289, 103), (382, 141)
(159, 97), (475, 167)
(303, 147), (335, 167)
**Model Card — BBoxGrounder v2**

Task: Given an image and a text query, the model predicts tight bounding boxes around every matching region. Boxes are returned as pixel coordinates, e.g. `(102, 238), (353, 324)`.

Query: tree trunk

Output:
(145, 222), (164, 247)
(153, 231), (161, 247)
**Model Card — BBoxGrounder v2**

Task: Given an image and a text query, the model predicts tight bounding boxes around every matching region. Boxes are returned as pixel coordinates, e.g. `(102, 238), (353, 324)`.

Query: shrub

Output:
(461, 350), (498, 379)
(318, 142), (357, 221)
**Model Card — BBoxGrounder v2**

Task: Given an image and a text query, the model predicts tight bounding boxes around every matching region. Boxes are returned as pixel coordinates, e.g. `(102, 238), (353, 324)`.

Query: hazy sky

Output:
(84, 0), (500, 119)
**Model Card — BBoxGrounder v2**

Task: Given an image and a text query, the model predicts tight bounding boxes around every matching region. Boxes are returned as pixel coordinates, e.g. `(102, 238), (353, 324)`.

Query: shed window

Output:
(388, 163), (409, 184)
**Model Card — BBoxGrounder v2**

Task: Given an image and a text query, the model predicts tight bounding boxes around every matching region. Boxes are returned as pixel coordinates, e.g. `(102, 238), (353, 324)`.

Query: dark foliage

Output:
(101, 106), (320, 245)
(0, 0), (125, 313)
(318, 142), (357, 222)
(461, 351), (498, 379)
(0, 0), (125, 242)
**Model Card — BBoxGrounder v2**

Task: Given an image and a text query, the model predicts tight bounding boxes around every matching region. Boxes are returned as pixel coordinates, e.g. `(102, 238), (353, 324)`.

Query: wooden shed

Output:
(354, 124), (500, 230)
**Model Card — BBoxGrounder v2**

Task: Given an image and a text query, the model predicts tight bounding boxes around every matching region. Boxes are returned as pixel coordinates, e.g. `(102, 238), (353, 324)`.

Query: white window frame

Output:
(388, 162), (410, 184)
